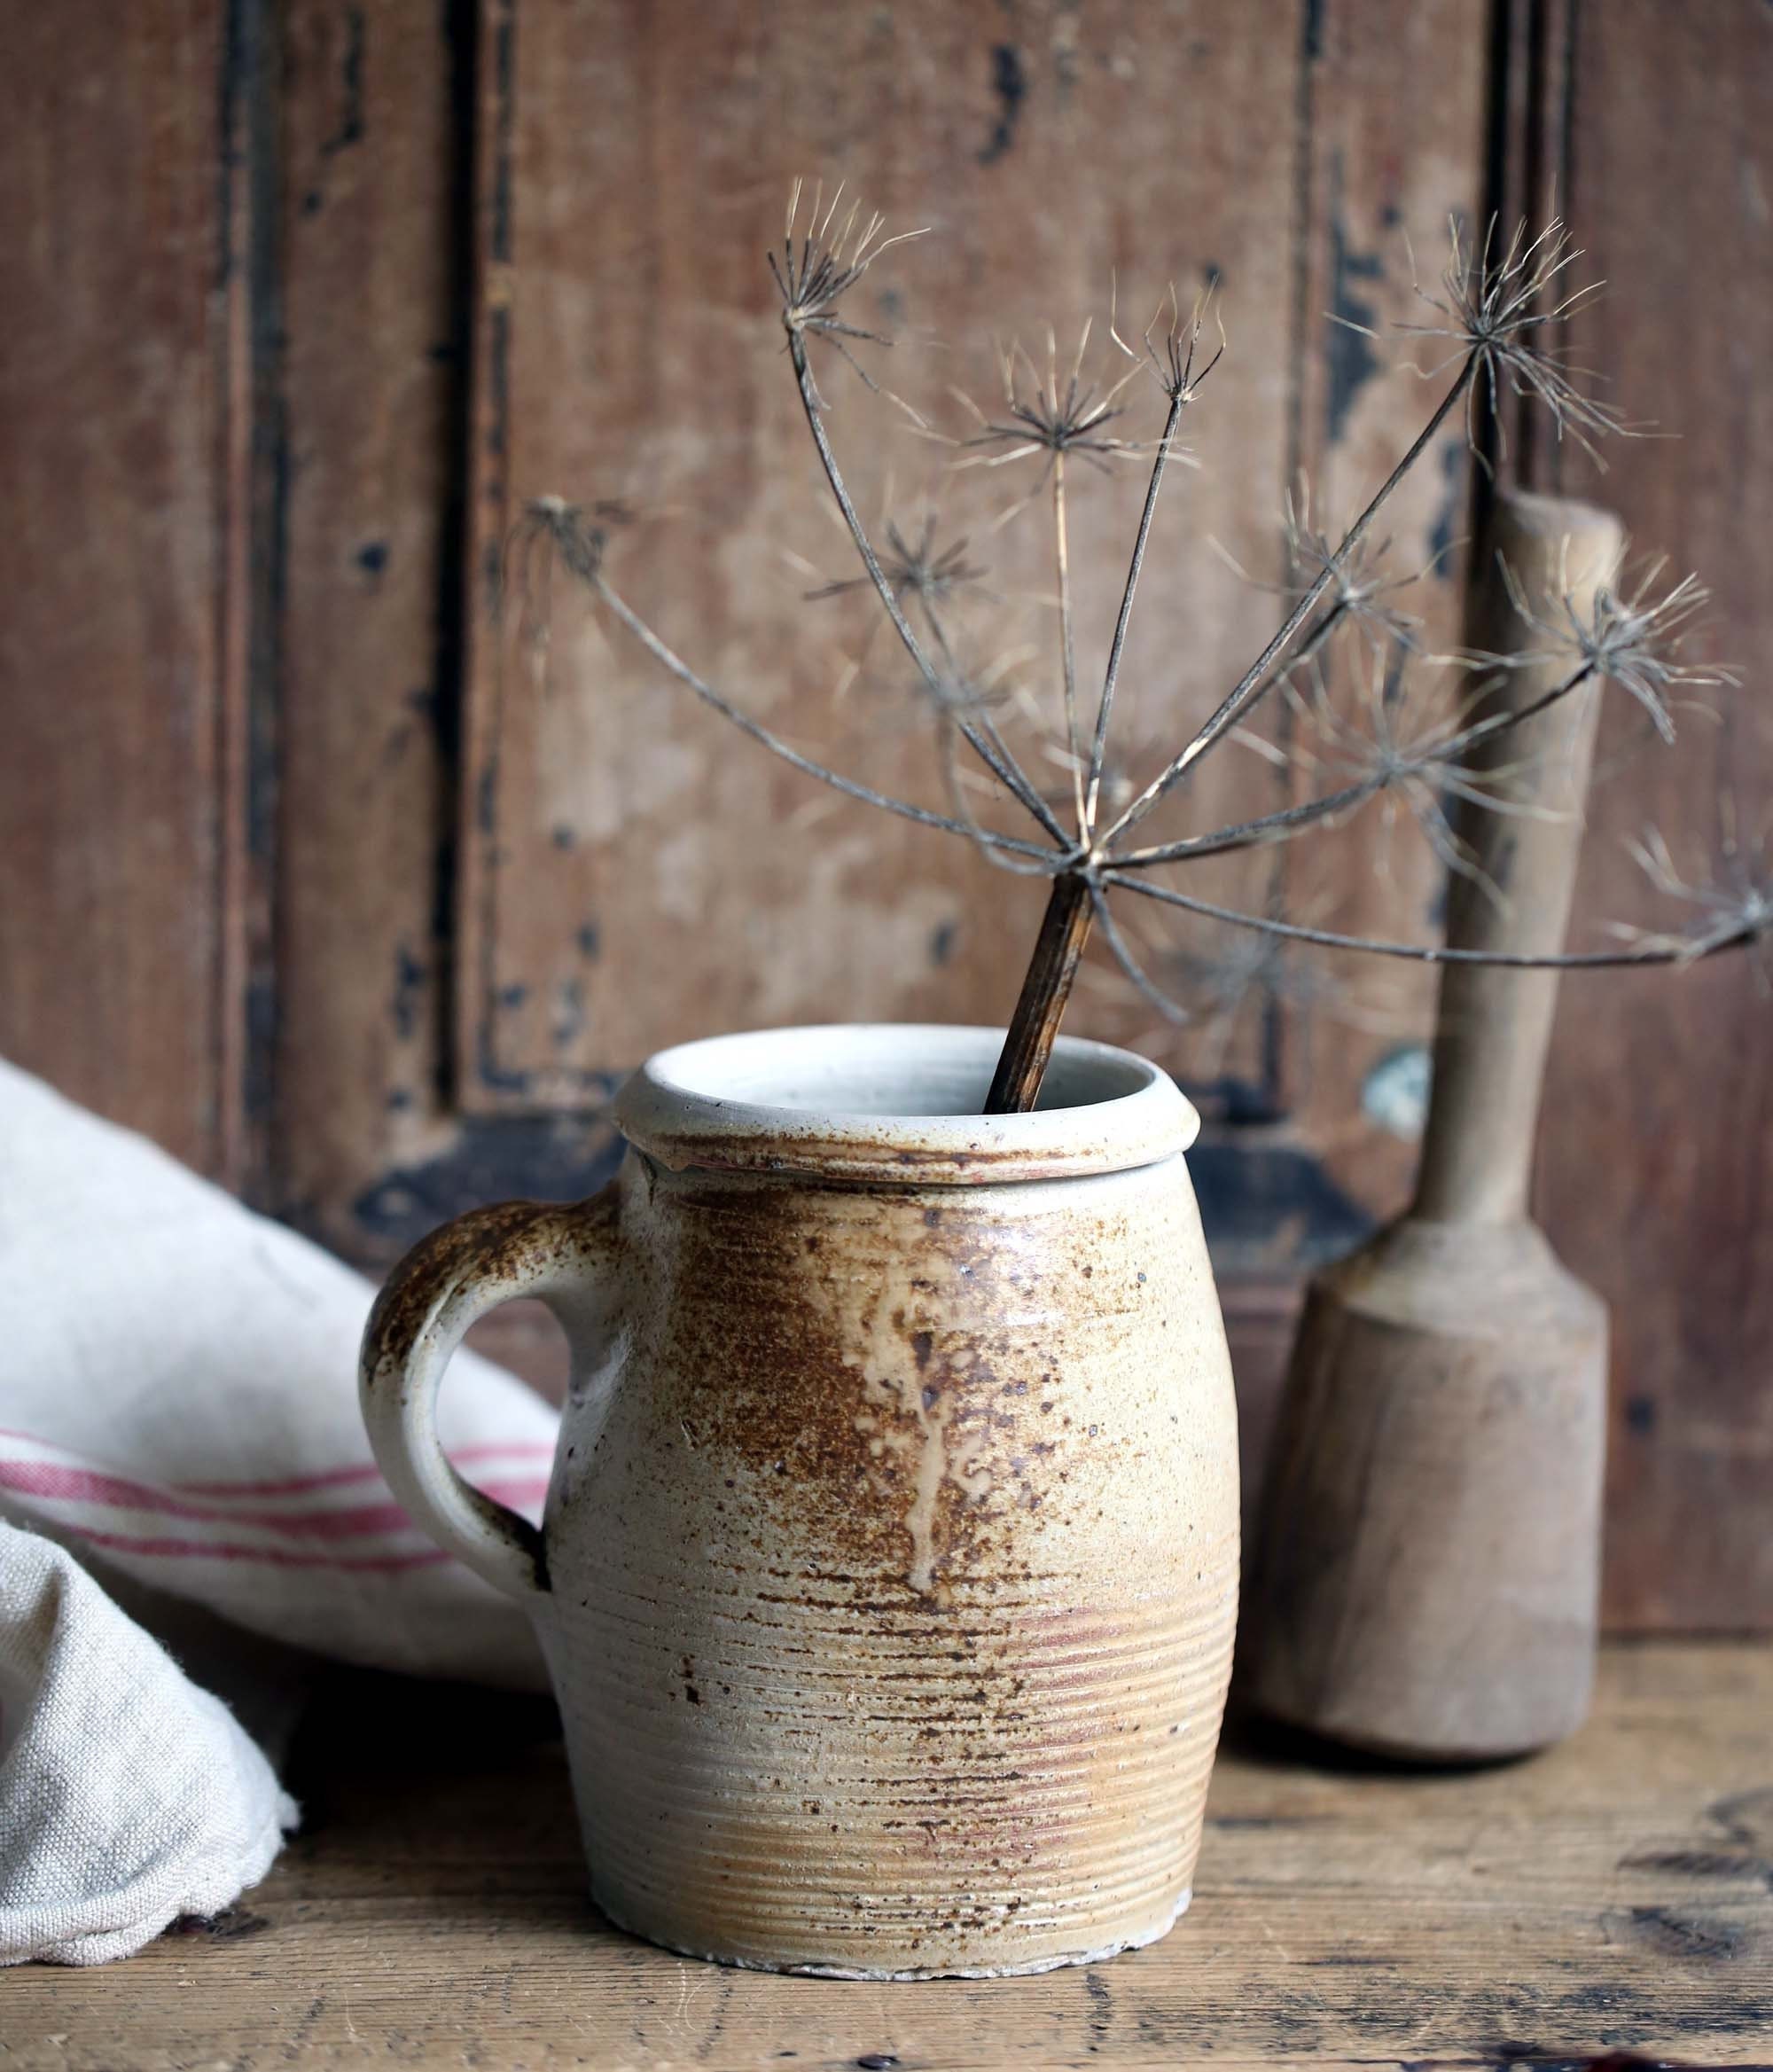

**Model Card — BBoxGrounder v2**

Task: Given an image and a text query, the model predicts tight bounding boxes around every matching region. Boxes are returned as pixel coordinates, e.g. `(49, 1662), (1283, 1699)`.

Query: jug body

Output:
(363, 1024), (1238, 1978)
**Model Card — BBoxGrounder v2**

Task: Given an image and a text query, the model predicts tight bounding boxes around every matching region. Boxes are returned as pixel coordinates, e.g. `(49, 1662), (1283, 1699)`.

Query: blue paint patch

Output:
(1325, 174), (1385, 445)
(352, 1112), (623, 1250)
(978, 45), (1026, 166)
(1187, 1138), (1372, 1274)
(1425, 439), (1467, 575)
(391, 943), (428, 1041)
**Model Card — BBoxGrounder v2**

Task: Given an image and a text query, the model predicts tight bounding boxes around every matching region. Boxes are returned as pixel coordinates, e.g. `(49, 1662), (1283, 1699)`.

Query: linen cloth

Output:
(0, 1524), (297, 1964)
(0, 1059), (563, 1963)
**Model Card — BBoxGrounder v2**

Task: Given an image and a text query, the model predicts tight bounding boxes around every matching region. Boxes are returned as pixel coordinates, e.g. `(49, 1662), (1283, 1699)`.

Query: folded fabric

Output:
(0, 1524), (297, 1965)
(0, 1059), (558, 1689)
(0, 1059), (566, 1963)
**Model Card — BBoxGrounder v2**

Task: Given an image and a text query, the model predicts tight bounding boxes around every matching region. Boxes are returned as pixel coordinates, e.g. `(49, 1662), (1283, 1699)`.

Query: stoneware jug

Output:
(361, 1024), (1239, 1978)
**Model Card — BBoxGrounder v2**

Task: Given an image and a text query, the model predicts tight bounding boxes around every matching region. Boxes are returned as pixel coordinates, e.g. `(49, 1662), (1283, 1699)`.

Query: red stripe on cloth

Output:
(74, 1526), (455, 1572)
(0, 1459), (550, 1538)
(172, 1439), (558, 1497)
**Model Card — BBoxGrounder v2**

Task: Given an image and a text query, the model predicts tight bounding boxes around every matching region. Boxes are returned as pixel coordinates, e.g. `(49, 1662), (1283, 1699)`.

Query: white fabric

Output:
(0, 1059), (564, 1963)
(0, 1524), (296, 1964)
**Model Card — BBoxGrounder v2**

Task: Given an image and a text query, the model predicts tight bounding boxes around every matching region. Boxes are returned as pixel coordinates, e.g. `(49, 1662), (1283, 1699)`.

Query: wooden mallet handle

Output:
(1411, 489), (1625, 1225)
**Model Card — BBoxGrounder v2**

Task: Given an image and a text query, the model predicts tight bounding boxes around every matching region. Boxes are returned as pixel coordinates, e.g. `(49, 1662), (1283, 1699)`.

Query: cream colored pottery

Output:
(361, 1025), (1239, 1978)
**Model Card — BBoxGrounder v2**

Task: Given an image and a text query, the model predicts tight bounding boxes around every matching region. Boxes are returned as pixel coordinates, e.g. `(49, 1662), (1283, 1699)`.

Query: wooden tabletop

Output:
(4, 1642), (1769, 2069)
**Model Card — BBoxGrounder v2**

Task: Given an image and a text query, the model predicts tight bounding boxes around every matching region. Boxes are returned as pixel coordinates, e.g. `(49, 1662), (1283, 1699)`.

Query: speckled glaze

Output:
(361, 1026), (1239, 1978)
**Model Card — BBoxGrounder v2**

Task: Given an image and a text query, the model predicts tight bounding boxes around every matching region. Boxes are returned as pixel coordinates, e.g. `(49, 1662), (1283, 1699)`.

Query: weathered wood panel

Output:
(1535, 0), (1773, 1629)
(450, 0), (1496, 1272)
(5, 1641), (1769, 2067)
(457, 0), (1307, 1117)
(270, 0), (626, 1268)
(0, 3), (238, 1175)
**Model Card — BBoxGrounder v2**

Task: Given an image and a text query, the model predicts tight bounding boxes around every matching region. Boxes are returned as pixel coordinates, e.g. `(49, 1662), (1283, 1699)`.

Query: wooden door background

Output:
(3, 1), (1768, 1628)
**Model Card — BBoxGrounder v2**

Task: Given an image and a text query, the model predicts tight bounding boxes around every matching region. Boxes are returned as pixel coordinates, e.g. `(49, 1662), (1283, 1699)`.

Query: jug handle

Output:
(359, 1189), (618, 1604)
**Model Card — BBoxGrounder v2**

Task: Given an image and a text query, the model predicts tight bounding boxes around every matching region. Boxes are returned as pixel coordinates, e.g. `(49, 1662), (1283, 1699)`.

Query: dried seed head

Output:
(805, 514), (985, 614)
(1148, 905), (1344, 1078)
(1391, 215), (1635, 465)
(1209, 481), (1446, 669)
(1615, 811), (1773, 977)
(1282, 649), (1521, 900)
(768, 179), (926, 364)
(1279, 482), (1432, 650)
(1170, 919), (1340, 1020)
(955, 324), (1145, 481)
(1498, 552), (1734, 741)
(1112, 279), (1227, 405)
(518, 495), (632, 583)
(800, 508), (989, 709)
(925, 650), (1023, 725)
(504, 495), (641, 660)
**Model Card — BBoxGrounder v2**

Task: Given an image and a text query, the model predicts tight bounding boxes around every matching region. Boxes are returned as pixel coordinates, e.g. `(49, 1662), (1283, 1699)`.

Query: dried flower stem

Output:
(527, 197), (1769, 1120)
(1053, 454), (1089, 839)
(786, 335), (1072, 850)
(1101, 867), (1758, 967)
(1455, 657), (1597, 753)
(1121, 771), (1394, 865)
(1087, 390), (1187, 833)
(1088, 880), (1191, 1026)
(1095, 358), (1476, 849)
(593, 573), (1054, 864)
(985, 872), (1096, 1111)
(931, 715), (1058, 879)
(1117, 655), (1598, 868)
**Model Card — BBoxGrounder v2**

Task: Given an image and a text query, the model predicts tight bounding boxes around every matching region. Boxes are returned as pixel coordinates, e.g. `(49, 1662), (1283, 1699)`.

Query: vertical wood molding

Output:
(269, 0), (490, 1258)
(0, 2), (239, 1174)
(1479, 0), (1579, 492)
(217, 0), (285, 1202)
(1269, 0), (1491, 1223)
(1530, 0), (1773, 1629)
(263, 0), (622, 1263)
(454, 0), (519, 1114)
(215, 0), (258, 1194)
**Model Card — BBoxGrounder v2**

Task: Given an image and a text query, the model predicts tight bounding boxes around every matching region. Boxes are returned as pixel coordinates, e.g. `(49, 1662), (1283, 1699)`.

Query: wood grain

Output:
(456, 0), (1305, 1116)
(1263, 0), (1489, 1228)
(0, 2), (236, 1174)
(271, 0), (473, 1252)
(1530, 0), (1773, 1630)
(269, 0), (623, 1268)
(2, 1642), (1767, 2067)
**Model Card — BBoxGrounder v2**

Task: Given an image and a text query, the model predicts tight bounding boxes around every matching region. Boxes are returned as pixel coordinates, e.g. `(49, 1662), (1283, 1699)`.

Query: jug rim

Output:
(613, 1023), (1199, 1185)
